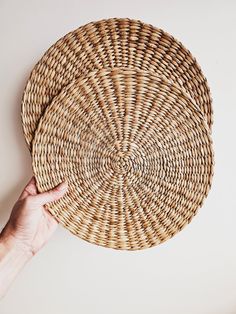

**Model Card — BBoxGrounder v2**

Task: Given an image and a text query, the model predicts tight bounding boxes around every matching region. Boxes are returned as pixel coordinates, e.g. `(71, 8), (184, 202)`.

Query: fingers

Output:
(19, 177), (38, 199)
(33, 182), (68, 206)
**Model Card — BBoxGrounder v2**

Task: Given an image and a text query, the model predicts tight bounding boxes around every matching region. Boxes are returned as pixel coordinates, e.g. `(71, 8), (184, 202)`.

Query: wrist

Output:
(0, 225), (33, 262)
(0, 225), (32, 299)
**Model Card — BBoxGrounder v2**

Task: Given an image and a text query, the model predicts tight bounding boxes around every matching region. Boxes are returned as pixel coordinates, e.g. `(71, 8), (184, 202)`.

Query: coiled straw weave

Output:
(22, 18), (213, 150)
(32, 68), (213, 250)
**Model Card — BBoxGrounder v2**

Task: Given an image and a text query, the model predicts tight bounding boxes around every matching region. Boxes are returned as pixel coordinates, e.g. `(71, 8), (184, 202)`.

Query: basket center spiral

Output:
(109, 141), (136, 175)
(112, 154), (129, 174)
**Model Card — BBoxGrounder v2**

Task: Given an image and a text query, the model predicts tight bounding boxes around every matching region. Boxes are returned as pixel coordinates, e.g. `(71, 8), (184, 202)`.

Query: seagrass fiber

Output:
(22, 18), (212, 149)
(32, 68), (214, 250)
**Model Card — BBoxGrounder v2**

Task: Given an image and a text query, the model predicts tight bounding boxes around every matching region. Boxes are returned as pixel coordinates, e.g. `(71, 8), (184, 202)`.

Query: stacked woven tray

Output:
(21, 18), (214, 250)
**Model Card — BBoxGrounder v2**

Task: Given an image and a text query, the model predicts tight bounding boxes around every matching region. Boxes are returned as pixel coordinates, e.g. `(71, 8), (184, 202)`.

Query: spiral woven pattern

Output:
(22, 18), (212, 149)
(32, 68), (213, 250)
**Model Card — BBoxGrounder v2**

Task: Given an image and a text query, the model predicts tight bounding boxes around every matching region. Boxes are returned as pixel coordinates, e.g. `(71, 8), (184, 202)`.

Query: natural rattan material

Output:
(22, 18), (212, 149)
(32, 68), (214, 250)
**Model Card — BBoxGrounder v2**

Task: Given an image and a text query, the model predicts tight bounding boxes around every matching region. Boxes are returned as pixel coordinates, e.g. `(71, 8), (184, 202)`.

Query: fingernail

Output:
(57, 181), (68, 191)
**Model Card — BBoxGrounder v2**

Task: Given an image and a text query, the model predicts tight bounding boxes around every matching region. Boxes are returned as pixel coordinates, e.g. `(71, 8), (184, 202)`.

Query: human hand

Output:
(1, 177), (67, 257)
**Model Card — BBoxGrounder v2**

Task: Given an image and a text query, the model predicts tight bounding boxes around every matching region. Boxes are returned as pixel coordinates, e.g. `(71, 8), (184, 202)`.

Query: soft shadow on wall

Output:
(0, 68), (32, 226)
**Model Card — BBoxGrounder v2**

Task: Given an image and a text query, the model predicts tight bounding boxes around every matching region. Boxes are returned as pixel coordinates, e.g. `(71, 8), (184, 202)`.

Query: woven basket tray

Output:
(32, 68), (214, 250)
(22, 18), (212, 149)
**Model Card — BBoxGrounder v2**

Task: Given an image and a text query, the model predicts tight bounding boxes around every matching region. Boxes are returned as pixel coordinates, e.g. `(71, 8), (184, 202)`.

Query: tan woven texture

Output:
(32, 68), (214, 250)
(22, 18), (212, 149)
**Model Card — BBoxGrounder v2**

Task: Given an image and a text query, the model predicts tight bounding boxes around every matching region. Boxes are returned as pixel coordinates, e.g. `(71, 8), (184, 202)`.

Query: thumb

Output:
(33, 182), (68, 206)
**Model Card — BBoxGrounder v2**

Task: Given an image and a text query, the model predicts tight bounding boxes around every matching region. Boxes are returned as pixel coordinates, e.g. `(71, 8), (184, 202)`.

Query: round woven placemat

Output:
(22, 17), (212, 149)
(32, 68), (213, 250)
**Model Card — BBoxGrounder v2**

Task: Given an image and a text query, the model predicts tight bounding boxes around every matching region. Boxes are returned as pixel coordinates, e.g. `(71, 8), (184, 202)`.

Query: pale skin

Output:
(0, 177), (68, 299)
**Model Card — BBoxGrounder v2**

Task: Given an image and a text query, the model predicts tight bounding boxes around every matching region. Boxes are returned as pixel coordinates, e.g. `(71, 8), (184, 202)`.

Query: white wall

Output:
(0, 0), (235, 313)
